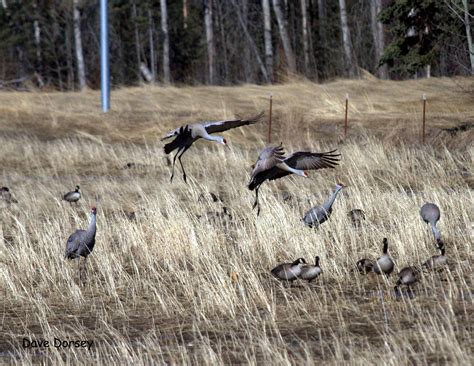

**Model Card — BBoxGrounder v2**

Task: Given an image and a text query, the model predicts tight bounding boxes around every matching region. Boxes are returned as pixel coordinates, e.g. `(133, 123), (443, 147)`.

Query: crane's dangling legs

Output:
(170, 147), (183, 182)
(252, 187), (261, 216)
(178, 145), (191, 183)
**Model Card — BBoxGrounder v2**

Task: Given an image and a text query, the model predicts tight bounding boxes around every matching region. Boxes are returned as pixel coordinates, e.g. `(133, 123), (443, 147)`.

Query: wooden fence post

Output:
(344, 94), (349, 139)
(422, 94), (427, 143)
(268, 93), (273, 143)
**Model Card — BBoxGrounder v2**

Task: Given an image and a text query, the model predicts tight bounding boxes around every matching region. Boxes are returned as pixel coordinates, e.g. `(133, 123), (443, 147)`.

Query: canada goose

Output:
(271, 258), (306, 282)
(347, 209), (366, 227)
(422, 244), (448, 270)
(374, 238), (395, 276)
(396, 266), (420, 289)
(161, 112), (264, 183)
(248, 143), (340, 215)
(303, 183), (345, 228)
(1, 187), (17, 204)
(420, 202), (442, 244)
(299, 256), (322, 282)
(63, 185), (81, 204)
(355, 258), (374, 274)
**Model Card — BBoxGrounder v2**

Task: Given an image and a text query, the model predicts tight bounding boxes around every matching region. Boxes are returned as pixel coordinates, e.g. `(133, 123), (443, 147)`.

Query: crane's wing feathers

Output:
(284, 150), (340, 170)
(65, 229), (85, 258)
(251, 144), (286, 175)
(204, 111), (264, 134)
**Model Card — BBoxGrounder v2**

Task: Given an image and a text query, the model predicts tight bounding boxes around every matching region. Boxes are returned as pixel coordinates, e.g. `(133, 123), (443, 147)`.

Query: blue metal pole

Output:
(100, 0), (110, 112)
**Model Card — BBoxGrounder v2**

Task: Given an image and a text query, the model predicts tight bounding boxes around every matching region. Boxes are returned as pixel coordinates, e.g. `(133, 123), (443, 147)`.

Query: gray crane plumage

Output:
(420, 202), (442, 244)
(303, 183), (345, 228)
(65, 207), (97, 260)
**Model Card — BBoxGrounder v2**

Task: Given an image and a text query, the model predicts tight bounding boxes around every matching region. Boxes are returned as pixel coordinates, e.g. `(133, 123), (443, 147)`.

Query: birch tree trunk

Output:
(204, 0), (216, 84)
(262, 0), (274, 82)
(318, 0), (327, 53)
(462, 0), (474, 75)
(272, 0), (296, 74)
(231, 0), (269, 82)
(242, 0), (252, 82)
(148, 9), (156, 82)
(338, 0), (358, 77)
(73, 0), (86, 90)
(161, 0), (171, 84)
(132, 1), (142, 81)
(183, 0), (188, 29)
(301, 0), (310, 74)
(370, 0), (387, 79)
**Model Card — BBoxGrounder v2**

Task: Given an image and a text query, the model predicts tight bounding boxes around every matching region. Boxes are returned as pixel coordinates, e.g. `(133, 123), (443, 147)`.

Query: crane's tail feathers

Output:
(164, 138), (181, 154)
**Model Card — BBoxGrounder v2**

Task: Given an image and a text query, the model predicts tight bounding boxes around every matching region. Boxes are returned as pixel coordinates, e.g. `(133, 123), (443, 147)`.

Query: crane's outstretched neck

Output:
(202, 132), (225, 144)
(277, 163), (307, 177)
(431, 223), (441, 243)
(322, 184), (344, 212)
(86, 211), (97, 241)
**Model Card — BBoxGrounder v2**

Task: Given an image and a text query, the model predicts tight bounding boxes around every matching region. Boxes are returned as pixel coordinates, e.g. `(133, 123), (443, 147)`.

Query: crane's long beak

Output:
(225, 143), (230, 150)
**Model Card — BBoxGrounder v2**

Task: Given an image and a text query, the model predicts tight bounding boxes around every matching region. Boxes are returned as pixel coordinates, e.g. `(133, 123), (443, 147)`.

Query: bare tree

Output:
(148, 9), (156, 82)
(161, 0), (171, 84)
(73, 0), (86, 89)
(262, 0), (274, 82)
(204, 0), (216, 84)
(301, 0), (310, 74)
(272, 0), (296, 74)
(231, 0), (269, 82)
(463, 0), (474, 74)
(370, 0), (388, 79)
(131, 1), (142, 80)
(338, 0), (358, 77)
(183, 0), (188, 29)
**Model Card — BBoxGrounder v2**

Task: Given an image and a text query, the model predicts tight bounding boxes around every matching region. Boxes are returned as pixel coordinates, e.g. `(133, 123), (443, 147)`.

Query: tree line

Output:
(0, 0), (472, 91)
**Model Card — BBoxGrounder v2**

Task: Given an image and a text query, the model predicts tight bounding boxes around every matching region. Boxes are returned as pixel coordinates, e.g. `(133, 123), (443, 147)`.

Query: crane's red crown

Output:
(91, 207), (97, 213)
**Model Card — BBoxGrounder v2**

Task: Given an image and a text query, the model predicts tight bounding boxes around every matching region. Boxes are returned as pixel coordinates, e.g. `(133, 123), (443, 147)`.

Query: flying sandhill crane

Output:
(299, 256), (322, 283)
(303, 183), (345, 228)
(420, 202), (442, 245)
(374, 238), (395, 276)
(248, 144), (340, 215)
(63, 185), (81, 205)
(270, 258), (306, 282)
(1, 187), (17, 204)
(422, 243), (448, 270)
(65, 207), (97, 281)
(161, 112), (264, 183)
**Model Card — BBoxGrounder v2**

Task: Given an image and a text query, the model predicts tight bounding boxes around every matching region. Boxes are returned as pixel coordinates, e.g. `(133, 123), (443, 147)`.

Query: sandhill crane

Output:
(420, 202), (442, 244)
(63, 185), (81, 205)
(248, 144), (340, 215)
(422, 243), (448, 270)
(299, 256), (322, 282)
(65, 207), (97, 281)
(1, 187), (17, 204)
(271, 258), (306, 282)
(303, 183), (345, 228)
(161, 112), (264, 183)
(354, 258), (374, 274)
(374, 238), (395, 276)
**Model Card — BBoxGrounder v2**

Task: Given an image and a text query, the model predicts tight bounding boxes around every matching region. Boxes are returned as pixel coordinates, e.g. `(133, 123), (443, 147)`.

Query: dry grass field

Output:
(0, 77), (473, 364)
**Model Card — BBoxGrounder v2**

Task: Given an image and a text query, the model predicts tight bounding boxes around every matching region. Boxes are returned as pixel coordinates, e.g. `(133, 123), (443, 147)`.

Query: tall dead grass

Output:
(0, 78), (473, 364)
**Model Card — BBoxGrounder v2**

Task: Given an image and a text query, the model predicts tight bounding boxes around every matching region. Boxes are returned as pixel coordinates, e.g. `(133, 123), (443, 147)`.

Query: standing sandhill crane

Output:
(270, 258), (306, 282)
(299, 256), (322, 283)
(161, 112), (264, 183)
(65, 207), (97, 281)
(374, 238), (395, 276)
(248, 144), (340, 215)
(303, 183), (345, 228)
(420, 202), (442, 245)
(63, 185), (81, 205)
(1, 187), (17, 204)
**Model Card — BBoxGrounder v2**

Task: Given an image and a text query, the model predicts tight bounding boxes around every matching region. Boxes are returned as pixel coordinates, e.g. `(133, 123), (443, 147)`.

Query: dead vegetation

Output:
(0, 78), (473, 364)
